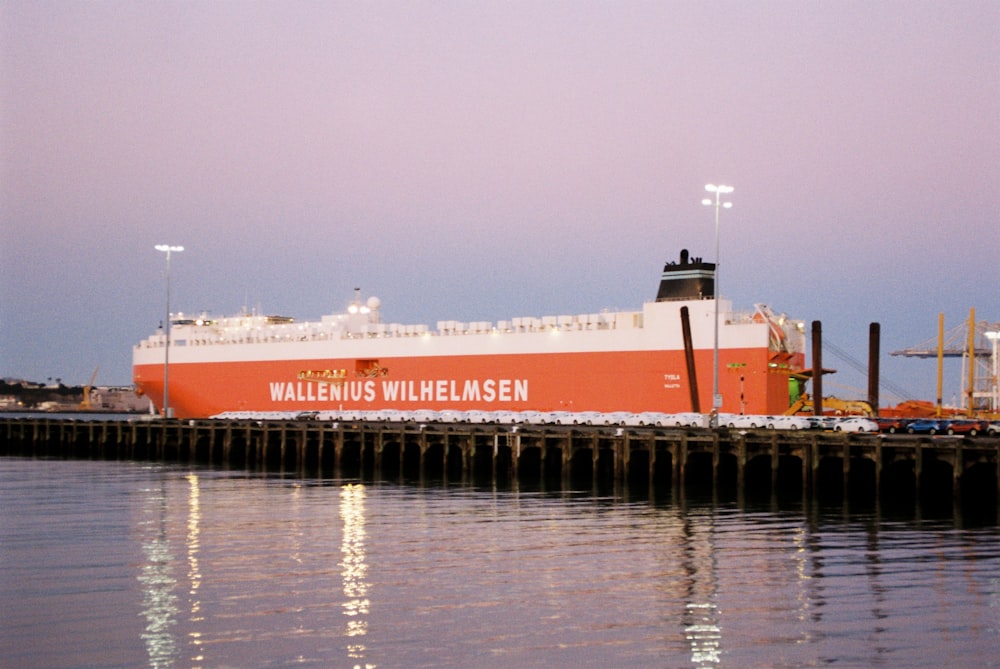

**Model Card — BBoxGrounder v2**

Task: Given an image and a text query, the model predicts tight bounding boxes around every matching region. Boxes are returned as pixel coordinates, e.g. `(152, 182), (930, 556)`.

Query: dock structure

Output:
(1, 417), (998, 504)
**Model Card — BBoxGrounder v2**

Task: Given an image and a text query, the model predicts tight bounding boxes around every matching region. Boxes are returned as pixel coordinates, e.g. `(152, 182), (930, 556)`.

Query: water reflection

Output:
(137, 472), (205, 668)
(186, 473), (204, 666)
(340, 483), (372, 669)
(55, 464), (994, 667)
(680, 511), (721, 666)
(138, 480), (179, 668)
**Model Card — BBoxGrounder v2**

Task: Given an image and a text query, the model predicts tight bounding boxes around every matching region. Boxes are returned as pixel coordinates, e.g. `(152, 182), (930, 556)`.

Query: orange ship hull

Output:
(134, 347), (802, 419)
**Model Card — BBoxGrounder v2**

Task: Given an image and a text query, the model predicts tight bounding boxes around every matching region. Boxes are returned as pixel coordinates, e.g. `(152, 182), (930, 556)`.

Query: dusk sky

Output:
(2, 1), (998, 407)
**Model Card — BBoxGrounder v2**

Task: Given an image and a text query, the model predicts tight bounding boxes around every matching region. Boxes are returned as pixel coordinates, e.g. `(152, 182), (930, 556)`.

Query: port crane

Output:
(891, 310), (999, 416)
(79, 367), (99, 411)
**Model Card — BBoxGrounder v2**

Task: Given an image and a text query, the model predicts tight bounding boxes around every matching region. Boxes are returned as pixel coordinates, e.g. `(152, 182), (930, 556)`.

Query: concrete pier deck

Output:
(3, 417), (998, 506)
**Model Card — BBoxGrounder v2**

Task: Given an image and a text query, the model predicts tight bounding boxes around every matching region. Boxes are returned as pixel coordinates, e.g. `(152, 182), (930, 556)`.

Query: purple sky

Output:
(2, 1), (998, 407)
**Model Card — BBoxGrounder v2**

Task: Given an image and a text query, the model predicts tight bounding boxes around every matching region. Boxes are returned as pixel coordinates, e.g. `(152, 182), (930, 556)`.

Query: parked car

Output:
(721, 414), (776, 429)
(513, 411), (546, 424)
(635, 411), (673, 427)
(372, 409), (407, 422)
(568, 411), (606, 425)
(801, 415), (838, 430)
(664, 412), (708, 428)
(772, 415), (811, 430)
(941, 420), (986, 436)
(876, 417), (912, 434)
(989, 422), (1000, 436)
(536, 411), (573, 425)
(906, 419), (946, 435)
(833, 417), (879, 433)
(601, 411), (640, 426)
(489, 410), (523, 424)
(409, 409), (440, 423)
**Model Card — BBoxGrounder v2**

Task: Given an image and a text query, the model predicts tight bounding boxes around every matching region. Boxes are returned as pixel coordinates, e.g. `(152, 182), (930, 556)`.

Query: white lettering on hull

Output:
(267, 378), (528, 405)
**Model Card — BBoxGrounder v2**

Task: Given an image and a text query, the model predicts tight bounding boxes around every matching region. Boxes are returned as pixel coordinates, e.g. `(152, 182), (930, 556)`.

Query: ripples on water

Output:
(1, 457), (998, 668)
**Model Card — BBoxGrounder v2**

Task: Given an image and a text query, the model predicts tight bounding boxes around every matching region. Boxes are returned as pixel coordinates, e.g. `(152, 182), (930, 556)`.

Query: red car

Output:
(941, 420), (987, 436)
(876, 417), (913, 434)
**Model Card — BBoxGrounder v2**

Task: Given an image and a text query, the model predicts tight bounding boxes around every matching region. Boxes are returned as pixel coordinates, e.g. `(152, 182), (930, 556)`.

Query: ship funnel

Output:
(656, 249), (716, 301)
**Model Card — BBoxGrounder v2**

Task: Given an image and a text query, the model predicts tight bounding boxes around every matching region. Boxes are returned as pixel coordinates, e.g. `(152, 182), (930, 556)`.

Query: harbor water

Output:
(2, 457), (999, 668)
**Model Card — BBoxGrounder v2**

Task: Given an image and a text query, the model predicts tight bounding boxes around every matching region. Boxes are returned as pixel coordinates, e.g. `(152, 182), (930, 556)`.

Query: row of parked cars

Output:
(285, 409), (714, 427)
(213, 409), (999, 435)
(214, 409), (706, 426)
(718, 414), (880, 432)
(876, 417), (1000, 436)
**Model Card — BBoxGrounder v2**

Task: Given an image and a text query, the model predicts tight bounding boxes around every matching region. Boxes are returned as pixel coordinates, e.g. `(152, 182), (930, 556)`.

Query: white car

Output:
(372, 409), (407, 422)
(564, 411), (605, 425)
(513, 411), (546, 424)
(722, 414), (777, 429)
(664, 412), (708, 428)
(635, 411), (672, 426)
(462, 410), (494, 423)
(772, 415), (811, 430)
(408, 409), (439, 423)
(489, 411), (523, 424)
(601, 411), (641, 426)
(536, 411), (573, 425)
(833, 417), (879, 433)
(803, 415), (838, 430)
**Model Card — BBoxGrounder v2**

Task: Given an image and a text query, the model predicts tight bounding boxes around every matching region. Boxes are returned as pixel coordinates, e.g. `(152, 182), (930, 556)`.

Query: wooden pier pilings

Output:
(2, 417), (999, 505)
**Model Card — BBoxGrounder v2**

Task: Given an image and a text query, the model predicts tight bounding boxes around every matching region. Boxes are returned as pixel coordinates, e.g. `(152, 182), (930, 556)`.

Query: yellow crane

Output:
(79, 367), (99, 411)
(784, 394), (875, 417)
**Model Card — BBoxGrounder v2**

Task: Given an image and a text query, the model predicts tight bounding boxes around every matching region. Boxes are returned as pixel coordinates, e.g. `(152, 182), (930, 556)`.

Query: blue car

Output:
(906, 419), (946, 435)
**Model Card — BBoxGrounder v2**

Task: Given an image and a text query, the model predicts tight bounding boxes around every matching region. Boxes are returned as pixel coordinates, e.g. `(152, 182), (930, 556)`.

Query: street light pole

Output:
(702, 184), (733, 427)
(154, 244), (184, 418)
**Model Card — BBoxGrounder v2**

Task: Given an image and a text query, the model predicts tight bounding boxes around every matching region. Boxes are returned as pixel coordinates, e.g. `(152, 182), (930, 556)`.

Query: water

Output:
(2, 458), (999, 668)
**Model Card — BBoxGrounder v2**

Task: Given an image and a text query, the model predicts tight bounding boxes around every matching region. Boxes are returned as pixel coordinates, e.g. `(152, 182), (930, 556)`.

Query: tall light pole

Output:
(155, 244), (184, 418)
(702, 184), (733, 427)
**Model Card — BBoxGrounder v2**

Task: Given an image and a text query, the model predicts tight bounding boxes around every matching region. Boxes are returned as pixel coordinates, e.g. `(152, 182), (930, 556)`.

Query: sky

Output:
(2, 1), (998, 407)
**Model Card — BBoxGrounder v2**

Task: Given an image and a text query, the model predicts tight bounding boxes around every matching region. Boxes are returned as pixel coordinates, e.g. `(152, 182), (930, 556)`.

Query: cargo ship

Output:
(133, 250), (807, 419)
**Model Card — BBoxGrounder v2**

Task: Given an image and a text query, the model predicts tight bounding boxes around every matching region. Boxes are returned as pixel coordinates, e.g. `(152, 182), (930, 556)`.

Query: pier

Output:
(2, 417), (999, 506)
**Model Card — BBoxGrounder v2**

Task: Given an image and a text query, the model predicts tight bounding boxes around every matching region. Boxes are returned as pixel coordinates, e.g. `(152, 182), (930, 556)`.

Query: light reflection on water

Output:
(137, 480), (178, 669)
(340, 483), (372, 668)
(683, 514), (722, 667)
(1, 458), (999, 668)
